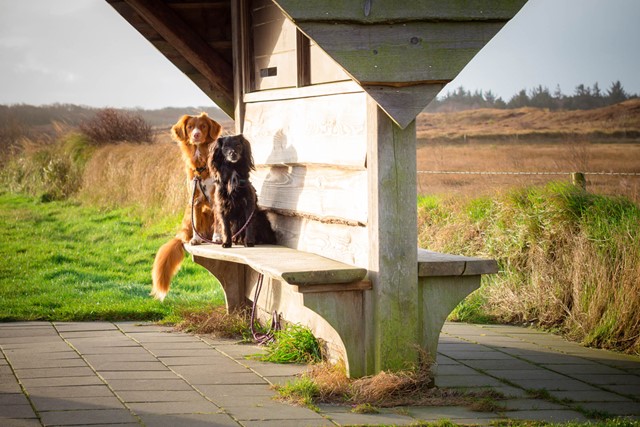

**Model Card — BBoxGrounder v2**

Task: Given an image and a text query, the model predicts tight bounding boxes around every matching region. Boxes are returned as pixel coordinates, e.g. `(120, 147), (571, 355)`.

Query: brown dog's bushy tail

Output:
(151, 238), (185, 301)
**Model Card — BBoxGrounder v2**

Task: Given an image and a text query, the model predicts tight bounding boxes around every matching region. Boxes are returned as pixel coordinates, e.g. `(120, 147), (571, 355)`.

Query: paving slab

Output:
(107, 378), (195, 391)
(319, 405), (415, 426)
(127, 399), (221, 415)
(223, 400), (326, 422)
(577, 401), (640, 416)
(87, 360), (170, 371)
(53, 322), (119, 332)
(20, 375), (105, 388)
(0, 404), (37, 419)
(136, 412), (240, 427)
(506, 378), (600, 392)
(0, 419), (42, 427)
(117, 390), (206, 403)
(27, 385), (117, 398)
(483, 368), (569, 381)
(29, 395), (124, 411)
(406, 405), (500, 422)
(501, 409), (588, 423)
(548, 389), (636, 402)
(39, 408), (139, 426)
(100, 370), (179, 380)
(435, 374), (505, 388)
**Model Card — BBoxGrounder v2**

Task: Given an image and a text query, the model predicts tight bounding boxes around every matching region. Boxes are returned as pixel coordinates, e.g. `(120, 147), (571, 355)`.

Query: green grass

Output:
(0, 192), (225, 322)
(257, 323), (322, 364)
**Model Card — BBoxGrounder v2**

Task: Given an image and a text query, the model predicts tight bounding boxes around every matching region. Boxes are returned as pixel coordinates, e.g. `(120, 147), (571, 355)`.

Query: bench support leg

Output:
(419, 275), (481, 366)
(192, 255), (248, 312)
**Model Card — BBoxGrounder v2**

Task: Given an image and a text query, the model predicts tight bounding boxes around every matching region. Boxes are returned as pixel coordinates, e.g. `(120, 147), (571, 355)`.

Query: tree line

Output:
(426, 80), (637, 112)
(0, 104), (229, 129)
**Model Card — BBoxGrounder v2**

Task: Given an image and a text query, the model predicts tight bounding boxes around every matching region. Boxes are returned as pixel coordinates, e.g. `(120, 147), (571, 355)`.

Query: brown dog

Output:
(151, 113), (222, 301)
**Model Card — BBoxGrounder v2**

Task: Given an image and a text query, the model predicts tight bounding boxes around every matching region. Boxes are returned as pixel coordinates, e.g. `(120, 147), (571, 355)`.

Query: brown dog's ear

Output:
(171, 115), (191, 143)
(207, 117), (222, 143)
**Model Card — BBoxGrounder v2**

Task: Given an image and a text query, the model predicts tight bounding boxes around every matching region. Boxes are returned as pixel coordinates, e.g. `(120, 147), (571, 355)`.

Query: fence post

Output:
(571, 172), (586, 190)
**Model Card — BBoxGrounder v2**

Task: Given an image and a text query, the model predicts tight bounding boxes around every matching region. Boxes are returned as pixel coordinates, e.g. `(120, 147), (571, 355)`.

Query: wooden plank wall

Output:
(243, 90), (370, 267)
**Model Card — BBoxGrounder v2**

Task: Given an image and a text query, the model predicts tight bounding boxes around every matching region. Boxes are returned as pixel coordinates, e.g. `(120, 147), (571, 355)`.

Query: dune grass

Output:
(0, 192), (225, 322)
(419, 182), (640, 354)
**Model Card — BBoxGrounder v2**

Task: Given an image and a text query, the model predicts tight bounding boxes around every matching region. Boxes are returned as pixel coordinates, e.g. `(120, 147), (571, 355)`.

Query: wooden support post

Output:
(571, 172), (586, 190)
(365, 97), (419, 373)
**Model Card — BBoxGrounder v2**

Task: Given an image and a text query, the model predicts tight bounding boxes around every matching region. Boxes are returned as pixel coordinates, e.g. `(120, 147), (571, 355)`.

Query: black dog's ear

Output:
(209, 136), (225, 169)
(241, 135), (255, 172)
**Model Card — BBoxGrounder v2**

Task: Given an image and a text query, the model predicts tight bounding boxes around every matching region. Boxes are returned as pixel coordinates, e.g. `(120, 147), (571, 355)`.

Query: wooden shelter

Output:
(108, 0), (527, 377)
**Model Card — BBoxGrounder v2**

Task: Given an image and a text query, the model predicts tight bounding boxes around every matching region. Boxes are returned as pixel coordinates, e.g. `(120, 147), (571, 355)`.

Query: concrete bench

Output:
(185, 244), (497, 377)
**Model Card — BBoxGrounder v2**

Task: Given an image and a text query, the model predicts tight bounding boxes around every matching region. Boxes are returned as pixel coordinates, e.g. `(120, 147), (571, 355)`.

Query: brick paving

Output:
(1, 321), (638, 426)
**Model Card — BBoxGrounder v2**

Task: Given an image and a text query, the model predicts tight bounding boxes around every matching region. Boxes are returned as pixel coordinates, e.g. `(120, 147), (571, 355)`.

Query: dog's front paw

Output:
(212, 233), (222, 244)
(222, 241), (232, 248)
(190, 236), (204, 245)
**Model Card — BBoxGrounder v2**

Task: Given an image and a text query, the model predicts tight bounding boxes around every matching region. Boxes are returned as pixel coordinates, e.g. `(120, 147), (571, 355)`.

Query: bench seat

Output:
(418, 249), (498, 277)
(186, 244), (370, 291)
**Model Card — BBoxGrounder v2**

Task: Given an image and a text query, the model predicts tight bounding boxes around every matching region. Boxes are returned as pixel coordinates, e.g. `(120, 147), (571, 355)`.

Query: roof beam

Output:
(125, 0), (234, 112)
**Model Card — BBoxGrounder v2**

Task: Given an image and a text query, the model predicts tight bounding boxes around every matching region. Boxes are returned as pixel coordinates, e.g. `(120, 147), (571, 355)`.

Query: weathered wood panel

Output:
(251, 0), (298, 90)
(299, 21), (507, 85)
(309, 40), (351, 85)
(363, 83), (445, 129)
(253, 166), (367, 225)
(243, 91), (367, 167)
(268, 214), (369, 268)
(274, 0), (527, 23)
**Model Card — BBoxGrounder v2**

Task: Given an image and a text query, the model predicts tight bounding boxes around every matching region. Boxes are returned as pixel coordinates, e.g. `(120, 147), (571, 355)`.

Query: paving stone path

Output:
(1, 321), (639, 426)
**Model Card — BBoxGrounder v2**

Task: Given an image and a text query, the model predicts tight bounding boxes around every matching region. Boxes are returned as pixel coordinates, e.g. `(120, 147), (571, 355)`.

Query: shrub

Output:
(0, 132), (93, 201)
(79, 108), (155, 144)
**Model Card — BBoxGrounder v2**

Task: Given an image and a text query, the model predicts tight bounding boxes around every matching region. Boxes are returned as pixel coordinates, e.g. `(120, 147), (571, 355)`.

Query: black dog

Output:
(209, 134), (276, 248)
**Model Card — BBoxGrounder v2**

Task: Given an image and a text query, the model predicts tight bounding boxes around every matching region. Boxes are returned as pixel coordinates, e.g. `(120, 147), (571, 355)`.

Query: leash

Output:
(190, 175), (279, 345)
(190, 176), (256, 245)
(250, 273), (280, 344)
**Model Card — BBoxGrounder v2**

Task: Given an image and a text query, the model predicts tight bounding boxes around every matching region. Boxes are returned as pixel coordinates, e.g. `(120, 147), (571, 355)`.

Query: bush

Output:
(79, 108), (155, 144)
(0, 132), (93, 201)
(419, 182), (640, 354)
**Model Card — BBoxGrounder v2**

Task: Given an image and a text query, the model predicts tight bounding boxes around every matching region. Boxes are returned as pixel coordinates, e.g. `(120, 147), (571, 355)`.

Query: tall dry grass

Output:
(418, 183), (640, 354)
(79, 141), (186, 215)
(0, 124), (94, 201)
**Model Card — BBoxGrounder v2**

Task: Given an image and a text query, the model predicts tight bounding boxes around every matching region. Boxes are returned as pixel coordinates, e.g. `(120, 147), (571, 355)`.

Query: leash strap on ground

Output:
(250, 273), (280, 345)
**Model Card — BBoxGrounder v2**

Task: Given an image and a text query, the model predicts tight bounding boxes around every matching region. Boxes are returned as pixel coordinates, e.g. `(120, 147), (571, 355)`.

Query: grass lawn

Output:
(0, 192), (225, 322)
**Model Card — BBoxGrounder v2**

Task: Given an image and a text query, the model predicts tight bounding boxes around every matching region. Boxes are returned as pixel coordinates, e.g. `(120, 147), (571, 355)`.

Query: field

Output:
(417, 141), (640, 201)
(415, 99), (640, 201)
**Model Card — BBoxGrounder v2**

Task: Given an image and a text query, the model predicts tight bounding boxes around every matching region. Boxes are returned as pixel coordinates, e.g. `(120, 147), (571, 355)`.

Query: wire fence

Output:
(416, 170), (640, 202)
(417, 170), (640, 176)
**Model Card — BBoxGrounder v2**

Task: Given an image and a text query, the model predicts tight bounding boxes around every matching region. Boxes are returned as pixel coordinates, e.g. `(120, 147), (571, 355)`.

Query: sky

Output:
(0, 0), (639, 111)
